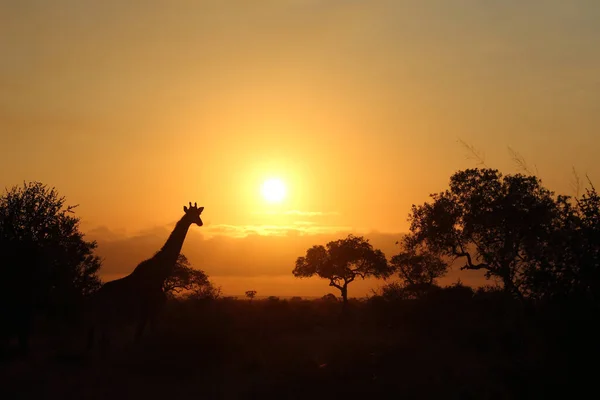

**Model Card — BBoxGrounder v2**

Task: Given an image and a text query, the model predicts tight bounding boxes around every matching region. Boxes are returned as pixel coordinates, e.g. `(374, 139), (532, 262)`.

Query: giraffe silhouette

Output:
(86, 202), (204, 354)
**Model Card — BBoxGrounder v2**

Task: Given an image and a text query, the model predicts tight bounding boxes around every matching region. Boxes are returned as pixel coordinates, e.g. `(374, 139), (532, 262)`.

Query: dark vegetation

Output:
(1, 169), (599, 399)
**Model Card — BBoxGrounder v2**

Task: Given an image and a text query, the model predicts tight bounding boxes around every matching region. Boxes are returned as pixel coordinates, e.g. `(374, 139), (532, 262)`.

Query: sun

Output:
(261, 178), (286, 203)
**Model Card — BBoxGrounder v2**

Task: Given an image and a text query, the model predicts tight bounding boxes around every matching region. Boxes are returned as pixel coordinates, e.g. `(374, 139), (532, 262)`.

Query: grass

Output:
(1, 292), (598, 399)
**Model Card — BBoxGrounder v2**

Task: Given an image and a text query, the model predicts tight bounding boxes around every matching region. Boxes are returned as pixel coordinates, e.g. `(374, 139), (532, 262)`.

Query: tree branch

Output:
(452, 244), (489, 271)
(329, 279), (343, 290)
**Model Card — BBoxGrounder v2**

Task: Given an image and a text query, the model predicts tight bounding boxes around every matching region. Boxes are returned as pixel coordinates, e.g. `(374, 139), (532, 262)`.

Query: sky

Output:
(1, 1), (599, 296)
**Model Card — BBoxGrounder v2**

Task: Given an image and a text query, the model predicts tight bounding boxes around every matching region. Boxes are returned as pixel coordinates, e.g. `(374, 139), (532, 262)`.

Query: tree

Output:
(569, 184), (600, 299)
(0, 182), (102, 352)
(407, 169), (558, 299)
(163, 253), (213, 298)
(245, 290), (257, 302)
(390, 237), (449, 287)
(530, 182), (600, 301)
(320, 293), (339, 302)
(387, 238), (448, 300)
(293, 235), (391, 306)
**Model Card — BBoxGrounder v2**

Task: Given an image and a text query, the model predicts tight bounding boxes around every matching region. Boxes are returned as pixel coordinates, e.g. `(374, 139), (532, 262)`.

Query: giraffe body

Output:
(86, 203), (204, 353)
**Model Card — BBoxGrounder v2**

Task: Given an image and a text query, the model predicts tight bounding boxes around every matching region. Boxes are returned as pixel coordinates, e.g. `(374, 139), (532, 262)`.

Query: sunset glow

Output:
(1, 1), (599, 298)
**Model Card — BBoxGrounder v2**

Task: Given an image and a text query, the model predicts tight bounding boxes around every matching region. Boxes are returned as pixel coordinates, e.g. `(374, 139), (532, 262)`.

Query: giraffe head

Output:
(183, 202), (204, 226)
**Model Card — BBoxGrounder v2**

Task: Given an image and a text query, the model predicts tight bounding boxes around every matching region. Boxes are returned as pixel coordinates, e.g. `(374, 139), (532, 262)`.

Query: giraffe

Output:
(86, 202), (204, 353)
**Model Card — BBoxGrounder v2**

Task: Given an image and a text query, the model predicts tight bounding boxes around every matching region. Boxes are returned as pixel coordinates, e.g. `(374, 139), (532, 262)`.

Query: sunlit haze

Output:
(1, 1), (599, 297)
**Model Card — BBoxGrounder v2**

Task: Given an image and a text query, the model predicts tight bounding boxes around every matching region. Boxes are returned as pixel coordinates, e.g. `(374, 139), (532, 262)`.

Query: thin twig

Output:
(457, 139), (487, 166)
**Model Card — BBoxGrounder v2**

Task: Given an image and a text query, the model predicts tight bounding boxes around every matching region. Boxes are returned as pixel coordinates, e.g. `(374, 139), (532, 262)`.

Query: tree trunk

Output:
(341, 284), (348, 307)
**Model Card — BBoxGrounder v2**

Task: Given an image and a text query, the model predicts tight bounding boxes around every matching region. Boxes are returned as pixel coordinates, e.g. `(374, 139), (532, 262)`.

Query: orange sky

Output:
(1, 1), (599, 296)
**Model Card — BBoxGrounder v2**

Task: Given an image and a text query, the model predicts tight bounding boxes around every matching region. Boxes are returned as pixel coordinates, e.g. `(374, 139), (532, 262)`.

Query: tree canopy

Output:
(0, 182), (102, 351)
(406, 168), (600, 301)
(293, 234), (391, 304)
(0, 182), (102, 304)
(391, 237), (449, 287)
(163, 253), (214, 298)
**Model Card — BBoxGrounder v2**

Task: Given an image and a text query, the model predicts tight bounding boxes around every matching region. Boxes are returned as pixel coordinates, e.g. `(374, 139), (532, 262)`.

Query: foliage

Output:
(407, 169), (559, 299)
(406, 168), (600, 302)
(390, 237), (449, 286)
(320, 293), (339, 302)
(245, 290), (257, 301)
(187, 282), (222, 301)
(0, 182), (102, 311)
(163, 253), (216, 298)
(293, 234), (391, 304)
(377, 281), (441, 301)
(529, 183), (600, 300)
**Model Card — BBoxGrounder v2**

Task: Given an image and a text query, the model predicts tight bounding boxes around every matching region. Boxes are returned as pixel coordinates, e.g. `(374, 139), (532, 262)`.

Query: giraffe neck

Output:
(157, 215), (192, 269)
(130, 214), (192, 285)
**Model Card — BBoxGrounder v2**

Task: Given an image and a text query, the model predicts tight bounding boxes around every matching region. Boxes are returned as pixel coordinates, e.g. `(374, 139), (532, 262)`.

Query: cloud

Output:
(254, 210), (340, 217)
(283, 210), (340, 216)
(203, 223), (351, 238)
(85, 225), (127, 242)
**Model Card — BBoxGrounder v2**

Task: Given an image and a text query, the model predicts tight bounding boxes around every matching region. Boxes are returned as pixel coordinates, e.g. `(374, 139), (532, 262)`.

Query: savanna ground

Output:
(2, 287), (598, 399)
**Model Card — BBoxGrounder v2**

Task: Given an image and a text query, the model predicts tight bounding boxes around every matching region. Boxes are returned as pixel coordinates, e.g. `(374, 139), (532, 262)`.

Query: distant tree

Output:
(163, 253), (212, 297)
(377, 281), (440, 301)
(391, 237), (449, 286)
(321, 293), (339, 302)
(407, 169), (559, 299)
(188, 283), (222, 301)
(245, 290), (257, 302)
(0, 182), (102, 353)
(293, 235), (391, 306)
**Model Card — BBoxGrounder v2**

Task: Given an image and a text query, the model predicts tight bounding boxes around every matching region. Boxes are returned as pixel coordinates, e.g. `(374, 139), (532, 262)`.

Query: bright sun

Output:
(261, 178), (286, 203)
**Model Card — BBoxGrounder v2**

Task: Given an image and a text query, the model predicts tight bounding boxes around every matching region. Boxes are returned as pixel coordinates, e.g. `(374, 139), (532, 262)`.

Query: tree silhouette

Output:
(245, 290), (257, 302)
(387, 237), (449, 300)
(531, 182), (600, 300)
(321, 293), (339, 302)
(391, 237), (449, 287)
(293, 234), (391, 306)
(163, 253), (211, 297)
(407, 169), (558, 299)
(0, 181), (101, 353)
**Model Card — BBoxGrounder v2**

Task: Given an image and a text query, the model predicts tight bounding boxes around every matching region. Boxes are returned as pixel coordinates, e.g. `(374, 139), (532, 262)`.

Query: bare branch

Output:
(452, 245), (489, 271)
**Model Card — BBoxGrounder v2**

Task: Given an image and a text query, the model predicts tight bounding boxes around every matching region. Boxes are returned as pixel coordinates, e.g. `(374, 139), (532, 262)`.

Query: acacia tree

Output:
(163, 253), (213, 297)
(0, 182), (102, 352)
(389, 237), (449, 299)
(391, 237), (449, 287)
(293, 234), (391, 305)
(407, 169), (558, 299)
(245, 290), (257, 302)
